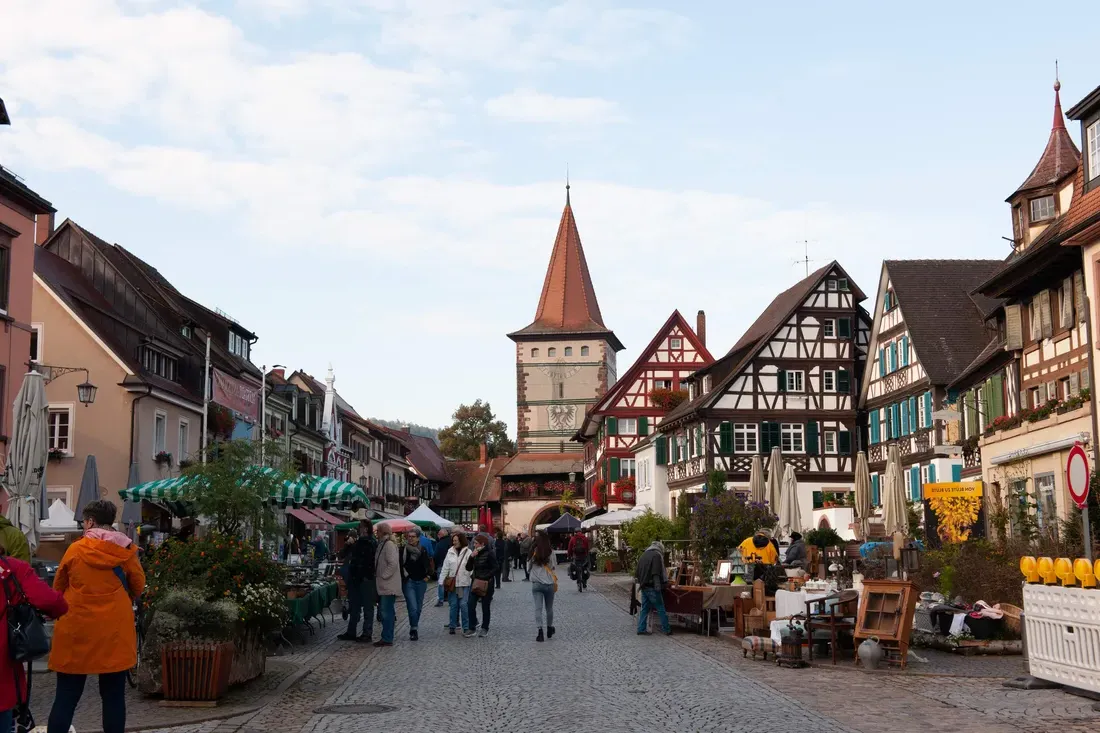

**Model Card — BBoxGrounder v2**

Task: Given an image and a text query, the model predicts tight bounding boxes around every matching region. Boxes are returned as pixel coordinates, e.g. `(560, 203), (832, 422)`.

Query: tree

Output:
(705, 470), (727, 498)
(620, 509), (683, 570)
(692, 492), (777, 577)
(438, 399), (515, 460)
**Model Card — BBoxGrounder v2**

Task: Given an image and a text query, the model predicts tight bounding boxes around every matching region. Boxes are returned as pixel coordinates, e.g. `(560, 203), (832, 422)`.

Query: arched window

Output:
(531, 348), (539, 358)
(581, 346), (589, 356)
(548, 347), (557, 357)
(564, 347), (573, 356)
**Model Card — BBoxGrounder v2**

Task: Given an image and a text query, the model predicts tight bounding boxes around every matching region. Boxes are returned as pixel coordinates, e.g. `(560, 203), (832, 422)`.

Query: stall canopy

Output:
(307, 508), (344, 526)
(581, 507), (643, 529)
(406, 503), (454, 529)
(119, 468), (369, 508)
(546, 513), (582, 533)
(287, 507), (327, 529)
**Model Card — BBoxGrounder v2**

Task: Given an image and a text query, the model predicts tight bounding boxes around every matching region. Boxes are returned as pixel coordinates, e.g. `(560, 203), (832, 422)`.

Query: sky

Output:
(1, 0), (1095, 435)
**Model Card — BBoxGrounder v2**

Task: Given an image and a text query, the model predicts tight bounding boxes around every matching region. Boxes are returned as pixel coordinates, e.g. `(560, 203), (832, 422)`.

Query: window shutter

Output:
(908, 396), (918, 432)
(806, 421), (819, 455)
(610, 457), (620, 481)
(696, 426), (704, 455)
(1061, 277), (1074, 329)
(871, 474), (880, 505)
(1029, 301), (1042, 341)
(1047, 380), (1057, 402)
(924, 391), (933, 428)
(719, 422), (732, 454)
(1083, 367), (1091, 390)
(928, 463), (937, 483)
(879, 349), (886, 378)
(900, 400), (910, 436)
(838, 317), (851, 339)
(607, 417), (618, 436)
(891, 404), (900, 439)
(869, 409), (878, 444)
(901, 335), (909, 366)
(911, 466), (921, 501)
(837, 369), (850, 394)
(656, 436), (667, 465)
(777, 368), (787, 392)
(838, 430), (851, 454)
(1075, 271), (1087, 324)
(951, 464), (962, 482)
(991, 374), (1005, 418)
(889, 343), (897, 372)
(1005, 304), (1023, 350)
(1038, 382), (1048, 403)
(1039, 289), (1053, 339)
(638, 416), (649, 436)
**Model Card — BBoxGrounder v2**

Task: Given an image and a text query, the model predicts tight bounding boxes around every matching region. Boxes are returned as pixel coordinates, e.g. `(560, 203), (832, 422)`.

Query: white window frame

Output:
(733, 423), (758, 454)
(669, 338), (682, 349)
(823, 319), (835, 338)
(45, 486), (73, 510)
(1088, 120), (1099, 182)
(653, 379), (672, 391)
(30, 323), (43, 364)
(918, 395), (928, 428)
(580, 346), (589, 356)
(1030, 195), (1056, 222)
(822, 370), (836, 393)
(823, 431), (837, 454)
(178, 419), (190, 463)
(618, 418), (637, 436)
(702, 375), (712, 393)
(826, 279), (838, 291)
(785, 370), (805, 393)
(780, 423), (804, 453)
(47, 404), (74, 455)
(921, 465), (929, 486)
(619, 458), (636, 479)
(154, 410), (168, 457)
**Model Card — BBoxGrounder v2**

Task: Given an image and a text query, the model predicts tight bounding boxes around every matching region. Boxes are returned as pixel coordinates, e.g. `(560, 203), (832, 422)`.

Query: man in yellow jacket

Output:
(738, 530), (778, 566)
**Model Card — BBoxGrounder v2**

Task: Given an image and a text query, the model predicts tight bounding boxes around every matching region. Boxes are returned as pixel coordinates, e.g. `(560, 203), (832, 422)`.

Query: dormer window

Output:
(229, 331), (250, 360)
(1030, 195), (1056, 222)
(1088, 121), (1099, 182)
(702, 375), (712, 393)
(180, 325), (192, 339)
(140, 345), (179, 382)
(826, 279), (838, 291)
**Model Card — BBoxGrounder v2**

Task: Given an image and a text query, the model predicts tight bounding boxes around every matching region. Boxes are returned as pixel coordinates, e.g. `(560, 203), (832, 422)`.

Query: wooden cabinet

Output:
(854, 579), (917, 668)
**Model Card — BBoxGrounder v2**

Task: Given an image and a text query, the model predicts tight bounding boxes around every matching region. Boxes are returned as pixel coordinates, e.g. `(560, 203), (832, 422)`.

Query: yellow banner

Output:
(924, 481), (983, 499)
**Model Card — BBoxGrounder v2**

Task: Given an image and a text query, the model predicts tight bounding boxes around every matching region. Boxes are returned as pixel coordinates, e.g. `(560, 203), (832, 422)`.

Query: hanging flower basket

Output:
(48, 448), (67, 462)
(155, 451), (173, 466)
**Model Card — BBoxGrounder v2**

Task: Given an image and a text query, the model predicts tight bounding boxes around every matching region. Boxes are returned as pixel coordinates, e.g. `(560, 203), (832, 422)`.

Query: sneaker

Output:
(463, 630), (476, 638)
(664, 630), (673, 636)
(547, 626), (555, 639)
(434, 601), (445, 607)
(372, 640), (393, 648)
(337, 632), (358, 641)
(477, 628), (489, 638)
(449, 628), (456, 635)
(357, 635), (372, 643)
(536, 629), (545, 642)
(410, 629), (419, 641)
(637, 630), (652, 636)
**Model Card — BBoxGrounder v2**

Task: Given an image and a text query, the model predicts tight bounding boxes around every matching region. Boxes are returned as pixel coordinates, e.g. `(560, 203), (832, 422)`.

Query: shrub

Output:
(692, 493), (777, 577)
(805, 527), (843, 549)
(620, 510), (682, 570)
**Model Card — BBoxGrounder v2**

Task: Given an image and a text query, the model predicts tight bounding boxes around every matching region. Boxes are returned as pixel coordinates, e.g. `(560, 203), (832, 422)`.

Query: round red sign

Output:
(1066, 442), (1091, 510)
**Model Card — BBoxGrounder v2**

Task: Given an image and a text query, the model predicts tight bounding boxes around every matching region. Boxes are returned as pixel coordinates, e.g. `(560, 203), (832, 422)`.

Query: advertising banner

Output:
(212, 368), (260, 421)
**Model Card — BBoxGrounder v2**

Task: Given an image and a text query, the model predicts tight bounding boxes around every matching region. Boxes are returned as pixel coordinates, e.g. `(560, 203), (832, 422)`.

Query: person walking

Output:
(465, 534), (498, 638)
(519, 532), (534, 581)
(0, 550), (67, 732)
(433, 528), (451, 607)
(493, 531), (509, 586)
(529, 532), (557, 642)
(634, 540), (671, 636)
(400, 527), (432, 641)
(338, 520), (377, 642)
(374, 524), (400, 647)
(439, 533), (471, 635)
(0, 515), (30, 562)
(509, 534), (521, 570)
(48, 500), (145, 733)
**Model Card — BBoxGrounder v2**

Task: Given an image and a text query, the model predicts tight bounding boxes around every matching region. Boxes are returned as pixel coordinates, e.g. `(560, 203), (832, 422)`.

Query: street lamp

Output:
(39, 366), (97, 405)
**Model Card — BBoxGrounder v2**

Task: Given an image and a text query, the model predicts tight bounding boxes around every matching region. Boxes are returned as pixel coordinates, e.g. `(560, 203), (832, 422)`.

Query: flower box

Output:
(161, 641), (235, 704)
(155, 451), (173, 466)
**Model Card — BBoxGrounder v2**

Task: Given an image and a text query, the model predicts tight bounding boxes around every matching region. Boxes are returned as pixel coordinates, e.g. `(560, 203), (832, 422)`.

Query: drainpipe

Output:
(129, 384), (154, 477)
(1081, 293), (1098, 563)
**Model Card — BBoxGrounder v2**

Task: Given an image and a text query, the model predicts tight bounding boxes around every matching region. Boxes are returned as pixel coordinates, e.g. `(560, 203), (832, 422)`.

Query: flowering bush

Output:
(593, 480), (608, 508)
(649, 388), (689, 412)
(692, 493), (777, 576)
(238, 583), (288, 632)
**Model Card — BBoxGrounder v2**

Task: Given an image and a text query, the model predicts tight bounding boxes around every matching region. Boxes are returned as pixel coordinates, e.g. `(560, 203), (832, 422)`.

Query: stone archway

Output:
(818, 516), (831, 530)
(530, 501), (570, 530)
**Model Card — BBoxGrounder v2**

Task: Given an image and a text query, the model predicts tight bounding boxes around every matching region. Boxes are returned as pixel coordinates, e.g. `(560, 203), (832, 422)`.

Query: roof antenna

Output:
(794, 238), (815, 277)
(565, 163), (570, 205)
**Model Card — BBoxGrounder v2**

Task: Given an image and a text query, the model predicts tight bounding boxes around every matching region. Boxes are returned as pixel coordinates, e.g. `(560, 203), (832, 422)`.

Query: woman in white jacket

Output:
(440, 533), (473, 634)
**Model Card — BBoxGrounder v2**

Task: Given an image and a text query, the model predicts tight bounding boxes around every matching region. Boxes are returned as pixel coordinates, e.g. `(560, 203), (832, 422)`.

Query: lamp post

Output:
(38, 366), (97, 405)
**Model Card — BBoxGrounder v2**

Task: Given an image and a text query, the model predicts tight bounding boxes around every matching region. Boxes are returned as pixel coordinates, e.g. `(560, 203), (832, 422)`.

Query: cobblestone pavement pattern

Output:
(137, 576), (1100, 733)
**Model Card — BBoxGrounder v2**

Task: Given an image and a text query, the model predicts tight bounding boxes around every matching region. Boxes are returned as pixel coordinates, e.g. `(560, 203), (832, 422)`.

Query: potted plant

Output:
(48, 448), (67, 462)
(155, 451), (173, 466)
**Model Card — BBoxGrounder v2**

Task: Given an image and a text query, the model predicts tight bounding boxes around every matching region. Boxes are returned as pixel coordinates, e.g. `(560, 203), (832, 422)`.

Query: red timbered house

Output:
(575, 310), (714, 511)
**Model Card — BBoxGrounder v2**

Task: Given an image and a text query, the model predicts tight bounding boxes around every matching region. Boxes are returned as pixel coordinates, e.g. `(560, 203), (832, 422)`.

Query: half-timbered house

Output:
(658, 262), (871, 529)
(859, 260), (1002, 509)
(574, 310), (714, 512)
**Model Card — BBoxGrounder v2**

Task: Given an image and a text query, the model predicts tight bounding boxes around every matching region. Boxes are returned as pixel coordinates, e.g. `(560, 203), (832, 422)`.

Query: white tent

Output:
(406, 503), (454, 528)
(581, 507), (644, 529)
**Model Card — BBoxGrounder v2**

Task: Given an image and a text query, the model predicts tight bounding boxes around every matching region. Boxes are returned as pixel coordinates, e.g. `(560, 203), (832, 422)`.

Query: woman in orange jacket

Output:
(48, 500), (145, 733)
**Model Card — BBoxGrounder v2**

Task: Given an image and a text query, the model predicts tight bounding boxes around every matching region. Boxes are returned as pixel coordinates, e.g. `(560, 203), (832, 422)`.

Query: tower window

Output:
(580, 346), (589, 356)
(564, 347), (572, 356)
(1030, 195), (1055, 222)
(548, 348), (557, 357)
(531, 348), (539, 358)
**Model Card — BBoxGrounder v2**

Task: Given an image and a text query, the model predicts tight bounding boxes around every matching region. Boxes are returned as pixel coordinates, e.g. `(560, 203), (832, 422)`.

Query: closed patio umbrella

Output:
(74, 454), (101, 521)
(766, 446), (783, 514)
(4, 371), (49, 552)
(120, 462), (143, 530)
(777, 463), (803, 538)
(880, 444), (908, 536)
(748, 455), (766, 504)
(853, 451), (872, 539)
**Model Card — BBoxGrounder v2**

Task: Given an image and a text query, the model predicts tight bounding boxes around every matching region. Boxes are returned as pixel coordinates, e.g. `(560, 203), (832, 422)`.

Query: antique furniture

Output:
(804, 589), (859, 664)
(777, 625), (807, 668)
(742, 635), (780, 661)
(854, 579), (918, 669)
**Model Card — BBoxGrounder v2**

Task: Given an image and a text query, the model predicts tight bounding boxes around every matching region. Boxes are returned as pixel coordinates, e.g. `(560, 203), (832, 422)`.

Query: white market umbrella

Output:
(880, 444), (909, 536)
(74, 455), (100, 521)
(120, 462), (143, 528)
(853, 451), (873, 539)
(406, 503), (454, 528)
(777, 463), (802, 539)
(748, 455), (766, 504)
(4, 372), (49, 552)
(766, 447), (783, 514)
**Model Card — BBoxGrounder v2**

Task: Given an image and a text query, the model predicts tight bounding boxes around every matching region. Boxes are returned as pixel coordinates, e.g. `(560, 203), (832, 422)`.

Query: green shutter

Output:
(838, 317), (852, 339)
(610, 457), (620, 481)
(777, 368), (787, 392)
(837, 369), (850, 394)
(990, 374), (1005, 420)
(964, 391), (978, 437)
(901, 335), (909, 366)
(656, 436), (667, 465)
(719, 422), (732, 454)
(909, 396), (918, 433)
(806, 421), (819, 455)
(910, 466), (921, 501)
(838, 430), (851, 454)
(869, 409), (879, 444)
(607, 417), (618, 436)
(900, 400), (910, 436)
(760, 421), (772, 451)
(638, 416), (649, 436)
(924, 391), (934, 429)
(951, 464), (962, 482)
(871, 474), (880, 505)
(928, 463), (936, 483)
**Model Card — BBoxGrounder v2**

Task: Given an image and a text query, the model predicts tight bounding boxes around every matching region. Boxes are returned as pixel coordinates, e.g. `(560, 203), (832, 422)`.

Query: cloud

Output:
(485, 89), (624, 124)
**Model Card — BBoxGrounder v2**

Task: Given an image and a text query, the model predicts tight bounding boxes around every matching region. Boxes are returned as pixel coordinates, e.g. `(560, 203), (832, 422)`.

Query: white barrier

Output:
(1023, 583), (1100, 694)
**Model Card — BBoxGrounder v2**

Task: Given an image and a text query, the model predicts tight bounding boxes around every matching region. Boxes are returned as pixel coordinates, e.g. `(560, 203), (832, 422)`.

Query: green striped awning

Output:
(119, 469), (367, 508)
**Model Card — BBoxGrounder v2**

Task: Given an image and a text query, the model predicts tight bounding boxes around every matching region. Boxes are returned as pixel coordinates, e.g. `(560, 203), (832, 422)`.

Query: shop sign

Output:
(923, 481), (983, 499)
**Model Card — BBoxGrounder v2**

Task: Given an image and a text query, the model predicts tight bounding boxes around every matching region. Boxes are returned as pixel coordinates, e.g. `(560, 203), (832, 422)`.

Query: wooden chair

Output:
(743, 580), (770, 637)
(804, 589), (859, 664)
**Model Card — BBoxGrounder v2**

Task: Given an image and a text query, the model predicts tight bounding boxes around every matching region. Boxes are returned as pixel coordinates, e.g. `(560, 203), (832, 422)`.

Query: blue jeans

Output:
(637, 587), (670, 634)
(449, 586), (469, 630)
(378, 594), (397, 643)
(437, 579), (446, 604)
(48, 671), (128, 733)
(403, 579), (427, 630)
(468, 583), (494, 631)
(0, 709), (11, 733)
(532, 582), (554, 628)
(346, 579), (376, 638)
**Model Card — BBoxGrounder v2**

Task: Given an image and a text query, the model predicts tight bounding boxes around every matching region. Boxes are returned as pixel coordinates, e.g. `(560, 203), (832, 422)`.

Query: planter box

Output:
(161, 641), (234, 704)
(1023, 584), (1100, 694)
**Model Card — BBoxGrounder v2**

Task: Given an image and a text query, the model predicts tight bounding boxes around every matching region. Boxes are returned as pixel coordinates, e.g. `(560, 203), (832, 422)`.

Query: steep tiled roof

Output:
(728, 263), (835, 354)
(498, 453), (580, 476)
(437, 456), (510, 506)
(0, 165), (54, 214)
(509, 190), (622, 350)
(884, 260), (1002, 385)
(948, 337), (1012, 390)
(1010, 82), (1080, 198)
(386, 430), (449, 484)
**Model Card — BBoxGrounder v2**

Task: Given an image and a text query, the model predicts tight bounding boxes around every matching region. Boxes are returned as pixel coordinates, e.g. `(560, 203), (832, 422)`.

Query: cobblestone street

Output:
(126, 576), (1100, 733)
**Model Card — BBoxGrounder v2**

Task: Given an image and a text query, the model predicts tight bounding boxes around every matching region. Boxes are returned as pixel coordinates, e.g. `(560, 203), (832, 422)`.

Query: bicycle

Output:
(570, 556), (589, 592)
(127, 595), (145, 689)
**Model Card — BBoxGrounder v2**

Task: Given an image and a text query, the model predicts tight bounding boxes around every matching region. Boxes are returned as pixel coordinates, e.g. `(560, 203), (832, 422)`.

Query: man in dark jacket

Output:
(509, 535), (521, 569)
(633, 540), (671, 636)
(519, 533), (534, 580)
(338, 520), (378, 641)
(433, 528), (451, 606)
(493, 531), (509, 586)
(783, 532), (807, 569)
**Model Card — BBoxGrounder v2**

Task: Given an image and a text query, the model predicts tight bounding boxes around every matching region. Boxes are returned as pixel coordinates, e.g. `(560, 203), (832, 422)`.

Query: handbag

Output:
(471, 578), (490, 597)
(2, 560), (50, 662)
(443, 549), (467, 593)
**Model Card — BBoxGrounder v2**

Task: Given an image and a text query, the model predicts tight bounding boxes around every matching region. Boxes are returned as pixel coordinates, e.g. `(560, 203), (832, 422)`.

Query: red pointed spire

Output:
(1053, 79), (1066, 131)
(1009, 77), (1080, 198)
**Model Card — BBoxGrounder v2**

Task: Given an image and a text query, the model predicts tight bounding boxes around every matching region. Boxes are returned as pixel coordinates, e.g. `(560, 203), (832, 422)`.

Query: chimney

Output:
(34, 212), (55, 246)
(402, 424), (411, 434)
(696, 310), (707, 347)
(271, 368), (285, 379)
(479, 443), (487, 466)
